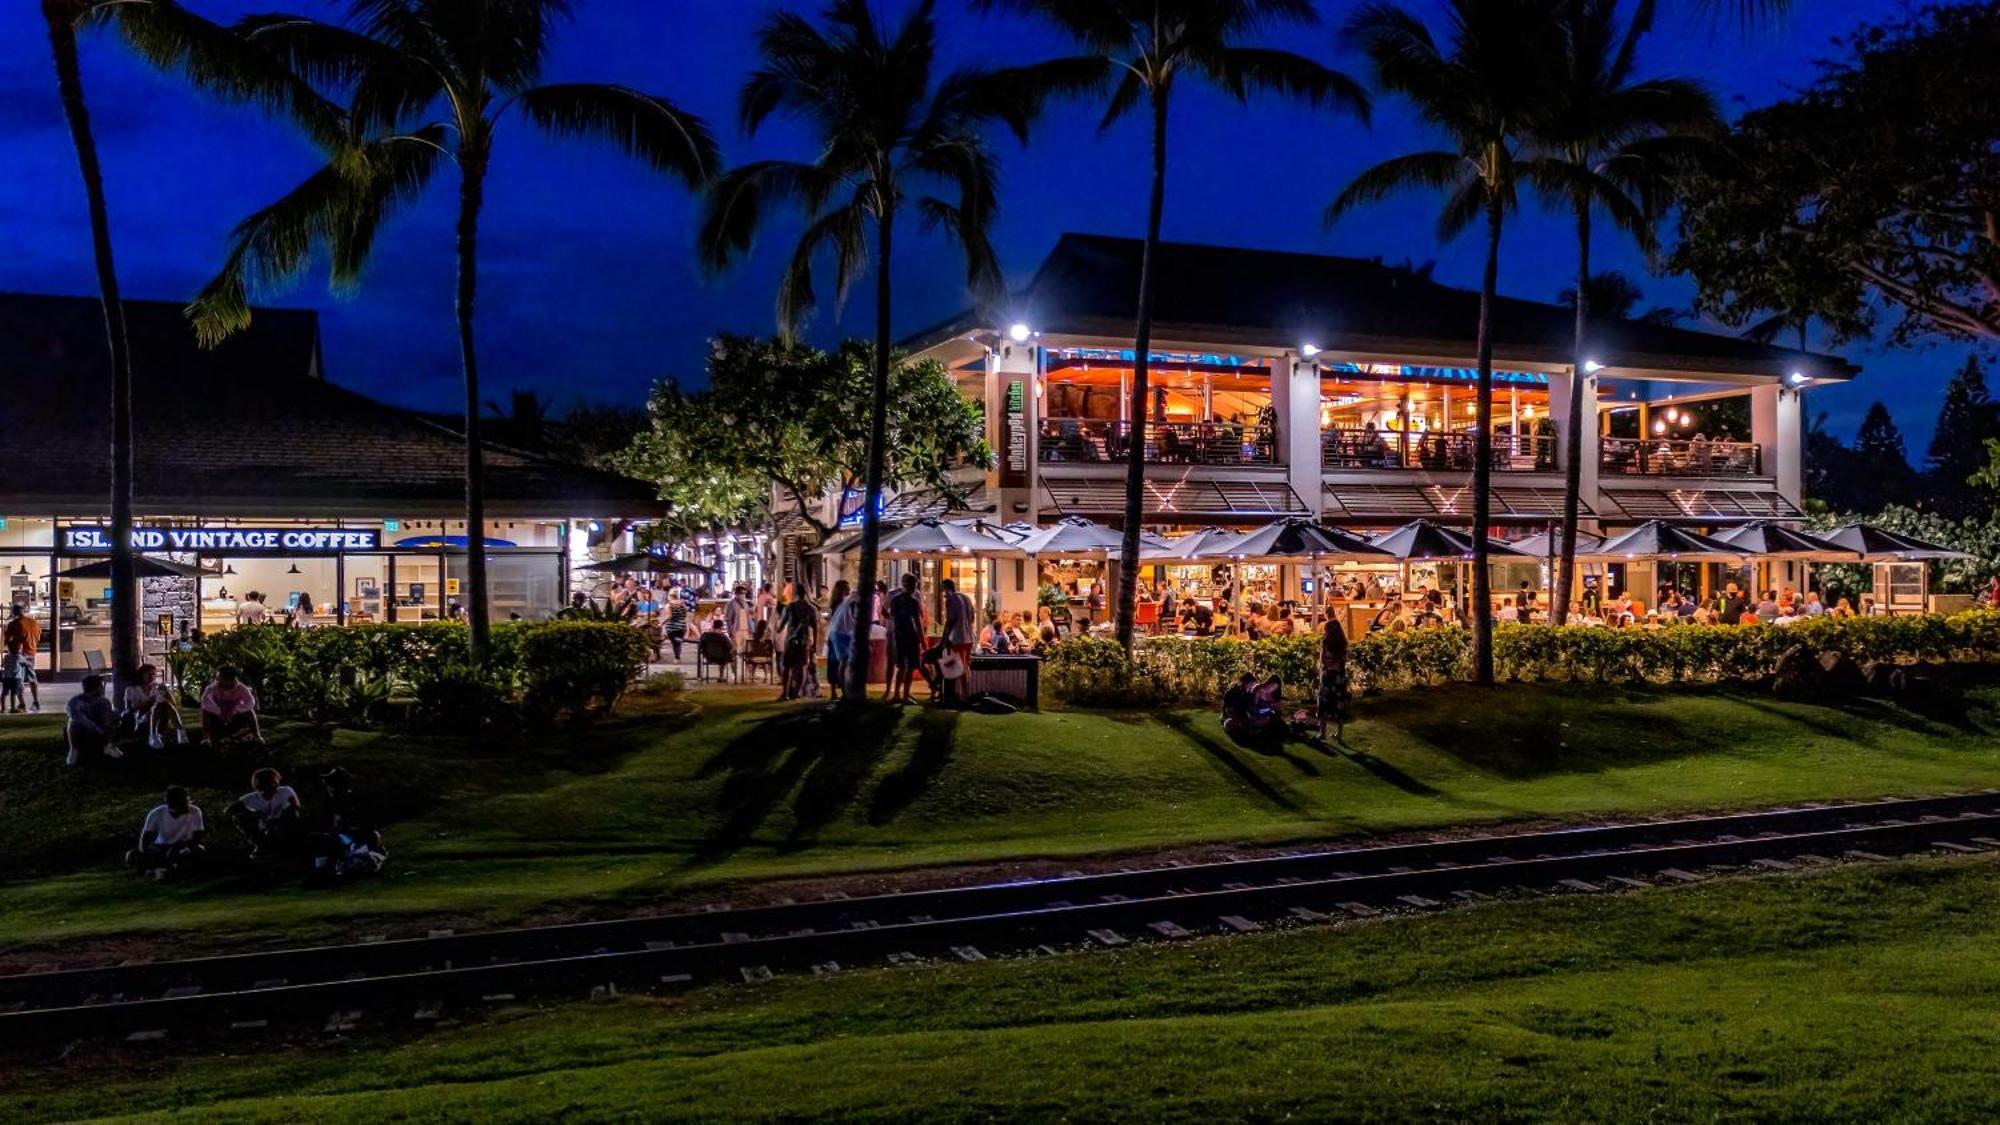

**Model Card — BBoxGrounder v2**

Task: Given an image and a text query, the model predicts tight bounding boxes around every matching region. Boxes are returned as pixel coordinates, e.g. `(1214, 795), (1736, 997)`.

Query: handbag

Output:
(938, 649), (967, 680)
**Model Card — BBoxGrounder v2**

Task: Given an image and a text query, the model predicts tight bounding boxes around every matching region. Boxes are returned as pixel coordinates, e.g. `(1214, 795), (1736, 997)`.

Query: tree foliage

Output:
(1925, 355), (2000, 517)
(1670, 3), (2000, 345)
(618, 336), (990, 545)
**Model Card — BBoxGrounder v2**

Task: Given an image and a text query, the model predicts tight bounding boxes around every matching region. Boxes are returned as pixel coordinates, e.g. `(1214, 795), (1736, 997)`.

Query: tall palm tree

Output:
(187, 0), (717, 668)
(700, 0), (1056, 704)
(1328, 0), (1563, 685)
(1530, 0), (1717, 625)
(43, 0), (339, 697)
(978, 0), (1369, 652)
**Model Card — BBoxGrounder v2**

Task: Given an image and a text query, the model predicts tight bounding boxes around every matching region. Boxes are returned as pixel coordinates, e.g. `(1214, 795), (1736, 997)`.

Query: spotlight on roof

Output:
(1787, 370), (1809, 386)
(1008, 323), (1032, 343)
(1583, 359), (1605, 374)
(1300, 342), (1322, 358)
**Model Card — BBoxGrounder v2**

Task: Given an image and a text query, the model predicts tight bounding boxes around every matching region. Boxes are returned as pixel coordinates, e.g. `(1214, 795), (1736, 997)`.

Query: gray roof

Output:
(909, 233), (1857, 381)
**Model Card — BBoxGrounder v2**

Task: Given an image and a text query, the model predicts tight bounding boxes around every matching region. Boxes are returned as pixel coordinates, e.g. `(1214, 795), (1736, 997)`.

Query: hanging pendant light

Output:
(223, 564), (236, 575)
(286, 563), (301, 575)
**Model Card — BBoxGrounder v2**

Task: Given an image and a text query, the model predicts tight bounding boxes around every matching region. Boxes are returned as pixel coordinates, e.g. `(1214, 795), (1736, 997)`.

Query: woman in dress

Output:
(1316, 617), (1351, 743)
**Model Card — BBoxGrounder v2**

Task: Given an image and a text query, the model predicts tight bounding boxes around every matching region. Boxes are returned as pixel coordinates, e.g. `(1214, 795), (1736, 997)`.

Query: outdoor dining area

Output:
(842, 513), (1975, 645)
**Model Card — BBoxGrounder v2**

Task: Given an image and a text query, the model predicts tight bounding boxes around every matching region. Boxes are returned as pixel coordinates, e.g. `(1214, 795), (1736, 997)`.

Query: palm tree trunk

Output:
(456, 138), (492, 667)
(1554, 204), (1590, 626)
(847, 206), (894, 704)
(1115, 91), (1169, 652)
(1471, 196), (1502, 685)
(47, 5), (139, 698)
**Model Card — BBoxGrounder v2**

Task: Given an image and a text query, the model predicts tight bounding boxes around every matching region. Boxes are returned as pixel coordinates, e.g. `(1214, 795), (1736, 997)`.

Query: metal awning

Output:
(1040, 477), (1307, 521)
(1321, 482), (1594, 523)
(879, 482), (992, 524)
(1600, 484), (1801, 522)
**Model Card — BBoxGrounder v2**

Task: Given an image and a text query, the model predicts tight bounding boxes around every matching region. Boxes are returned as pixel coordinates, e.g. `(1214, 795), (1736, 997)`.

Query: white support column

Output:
(1284, 358), (1323, 517)
(991, 342), (1038, 523)
(1751, 383), (1802, 508)
(1548, 368), (1600, 528)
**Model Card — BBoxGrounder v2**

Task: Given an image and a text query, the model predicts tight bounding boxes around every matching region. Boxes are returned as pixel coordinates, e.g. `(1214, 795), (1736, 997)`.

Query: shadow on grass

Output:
(1154, 713), (1306, 812)
(1362, 682), (1723, 781)
(1313, 736), (1442, 797)
(868, 709), (959, 825)
(691, 703), (904, 861)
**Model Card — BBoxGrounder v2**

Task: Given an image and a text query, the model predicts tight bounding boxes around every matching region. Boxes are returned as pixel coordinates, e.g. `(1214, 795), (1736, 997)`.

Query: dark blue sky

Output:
(1, 0), (1976, 453)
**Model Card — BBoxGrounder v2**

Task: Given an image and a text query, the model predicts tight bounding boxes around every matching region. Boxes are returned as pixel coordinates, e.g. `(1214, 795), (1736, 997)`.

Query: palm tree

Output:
(187, 0), (717, 668)
(700, 0), (1056, 704)
(1328, 0), (1563, 685)
(43, 0), (339, 697)
(1530, 0), (1717, 625)
(978, 0), (1369, 652)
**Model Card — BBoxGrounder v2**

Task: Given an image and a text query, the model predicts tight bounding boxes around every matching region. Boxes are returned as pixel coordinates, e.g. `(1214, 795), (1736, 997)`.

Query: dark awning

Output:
(1321, 482), (1593, 524)
(1600, 484), (1801, 522)
(1041, 477), (1307, 522)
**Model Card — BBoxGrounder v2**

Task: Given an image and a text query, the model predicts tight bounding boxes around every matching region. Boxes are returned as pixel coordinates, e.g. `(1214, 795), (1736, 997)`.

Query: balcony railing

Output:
(1038, 419), (1276, 466)
(1600, 436), (1762, 477)
(1321, 427), (1556, 473)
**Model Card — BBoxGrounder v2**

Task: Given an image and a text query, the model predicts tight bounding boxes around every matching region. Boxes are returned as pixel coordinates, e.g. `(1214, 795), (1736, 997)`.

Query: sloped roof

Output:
(0, 293), (660, 518)
(909, 233), (1857, 381)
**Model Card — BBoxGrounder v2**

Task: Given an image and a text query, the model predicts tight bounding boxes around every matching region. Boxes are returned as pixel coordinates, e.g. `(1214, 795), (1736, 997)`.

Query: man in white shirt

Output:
(939, 579), (976, 706)
(127, 785), (206, 879)
(235, 592), (269, 626)
(229, 767), (303, 858)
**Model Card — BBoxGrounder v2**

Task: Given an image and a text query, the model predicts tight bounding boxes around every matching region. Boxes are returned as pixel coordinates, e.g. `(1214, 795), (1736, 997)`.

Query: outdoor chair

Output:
(743, 636), (776, 683)
(695, 632), (735, 683)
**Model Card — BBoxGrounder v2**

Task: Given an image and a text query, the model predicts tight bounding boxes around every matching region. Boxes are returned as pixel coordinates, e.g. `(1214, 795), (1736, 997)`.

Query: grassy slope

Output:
(8, 856), (2000, 1122)
(3, 679), (1999, 956)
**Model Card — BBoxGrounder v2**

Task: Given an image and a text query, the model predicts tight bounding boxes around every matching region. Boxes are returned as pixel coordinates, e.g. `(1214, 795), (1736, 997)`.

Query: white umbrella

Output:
(1143, 526), (1243, 561)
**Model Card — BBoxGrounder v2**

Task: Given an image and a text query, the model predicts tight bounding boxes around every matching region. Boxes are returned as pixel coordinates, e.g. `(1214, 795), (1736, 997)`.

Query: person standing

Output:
(886, 573), (926, 704)
(1316, 618), (1352, 744)
(3, 605), (42, 713)
(235, 591), (269, 626)
(939, 578), (975, 707)
(777, 586), (820, 701)
(824, 580), (854, 701)
(662, 585), (690, 663)
(1988, 575), (2000, 610)
(724, 585), (754, 674)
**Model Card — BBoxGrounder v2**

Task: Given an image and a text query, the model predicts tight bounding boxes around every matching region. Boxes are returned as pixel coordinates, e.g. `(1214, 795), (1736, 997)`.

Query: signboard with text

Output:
(1001, 379), (1029, 489)
(61, 526), (382, 555)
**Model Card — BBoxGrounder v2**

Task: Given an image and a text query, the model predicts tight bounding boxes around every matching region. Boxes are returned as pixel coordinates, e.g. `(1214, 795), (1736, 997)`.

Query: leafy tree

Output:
(977, 0), (1367, 652)
(1329, 0), (1564, 685)
(619, 336), (990, 548)
(547, 403), (649, 471)
(1849, 401), (1919, 514)
(1925, 355), (1999, 517)
(43, 0), (340, 695)
(1670, 4), (2000, 346)
(1527, 0), (1717, 625)
(1802, 409), (1865, 513)
(189, 0), (717, 668)
(700, 0), (1056, 703)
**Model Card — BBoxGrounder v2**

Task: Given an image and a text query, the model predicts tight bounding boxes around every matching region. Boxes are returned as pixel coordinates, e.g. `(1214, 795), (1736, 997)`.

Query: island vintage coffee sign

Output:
(61, 526), (382, 555)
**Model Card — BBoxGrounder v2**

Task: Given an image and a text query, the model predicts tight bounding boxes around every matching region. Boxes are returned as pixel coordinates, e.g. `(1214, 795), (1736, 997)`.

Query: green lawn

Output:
(4, 677), (2000, 962)
(9, 854), (2000, 1122)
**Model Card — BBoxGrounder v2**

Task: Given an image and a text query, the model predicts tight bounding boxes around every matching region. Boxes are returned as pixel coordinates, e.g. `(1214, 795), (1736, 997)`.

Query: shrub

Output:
(1043, 611), (2000, 707)
(175, 620), (652, 729)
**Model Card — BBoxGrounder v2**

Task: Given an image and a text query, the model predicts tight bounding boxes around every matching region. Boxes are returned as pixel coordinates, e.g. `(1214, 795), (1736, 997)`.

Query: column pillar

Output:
(1751, 383), (1802, 508)
(1548, 368), (1600, 529)
(1284, 357), (1323, 517)
(990, 343), (1038, 526)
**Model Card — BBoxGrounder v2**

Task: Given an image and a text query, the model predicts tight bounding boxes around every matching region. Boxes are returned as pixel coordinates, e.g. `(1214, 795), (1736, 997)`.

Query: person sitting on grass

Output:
(64, 673), (122, 766)
(200, 664), (263, 746)
(229, 767), (303, 859)
(1221, 673), (1284, 744)
(123, 664), (187, 749)
(127, 784), (205, 880)
(307, 767), (388, 885)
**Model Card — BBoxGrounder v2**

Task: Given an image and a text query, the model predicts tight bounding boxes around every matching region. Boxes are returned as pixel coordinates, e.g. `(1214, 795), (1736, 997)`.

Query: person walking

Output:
(1316, 617), (1352, 744)
(939, 578), (975, 707)
(3, 605), (42, 713)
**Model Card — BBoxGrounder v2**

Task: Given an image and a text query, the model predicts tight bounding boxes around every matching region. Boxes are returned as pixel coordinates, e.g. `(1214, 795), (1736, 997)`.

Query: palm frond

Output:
(1192, 46), (1371, 123)
(113, 3), (348, 150)
(1435, 177), (1490, 242)
(775, 201), (869, 339)
(1325, 150), (1468, 226)
(1097, 69), (1146, 133)
(698, 160), (843, 275)
(517, 83), (718, 188)
(968, 0), (1133, 54)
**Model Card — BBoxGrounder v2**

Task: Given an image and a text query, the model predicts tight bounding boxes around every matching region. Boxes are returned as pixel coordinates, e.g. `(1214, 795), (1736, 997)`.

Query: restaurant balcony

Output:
(1599, 436), (1762, 477)
(1038, 419), (1277, 467)
(1320, 426), (1556, 473)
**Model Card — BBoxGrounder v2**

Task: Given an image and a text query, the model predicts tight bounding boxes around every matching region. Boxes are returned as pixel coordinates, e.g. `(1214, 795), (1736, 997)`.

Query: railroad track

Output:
(6, 790), (2000, 1047)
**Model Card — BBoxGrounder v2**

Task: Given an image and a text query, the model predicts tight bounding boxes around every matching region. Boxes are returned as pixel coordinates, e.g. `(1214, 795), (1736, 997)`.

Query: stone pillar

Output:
(1751, 383), (1803, 508)
(1284, 357), (1323, 517)
(1547, 367), (1600, 528)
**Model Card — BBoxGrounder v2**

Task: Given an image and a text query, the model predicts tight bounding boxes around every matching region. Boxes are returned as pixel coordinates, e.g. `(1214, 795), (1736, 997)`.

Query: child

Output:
(0, 641), (24, 714)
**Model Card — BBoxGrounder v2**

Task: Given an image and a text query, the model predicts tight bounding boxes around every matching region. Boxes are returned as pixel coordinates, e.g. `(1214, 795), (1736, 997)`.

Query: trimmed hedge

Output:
(169, 621), (652, 728)
(1043, 611), (2000, 707)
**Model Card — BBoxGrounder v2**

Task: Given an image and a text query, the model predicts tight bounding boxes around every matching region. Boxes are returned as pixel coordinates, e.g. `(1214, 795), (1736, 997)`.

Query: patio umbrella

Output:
(62, 556), (205, 580)
(1586, 520), (1743, 562)
(1212, 519), (1388, 632)
(1710, 521), (1859, 562)
(1014, 516), (1147, 558)
(1812, 522), (1973, 561)
(1143, 526), (1242, 561)
(875, 518), (1020, 559)
(1368, 520), (1528, 622)
(1508, 530), (1606, 559)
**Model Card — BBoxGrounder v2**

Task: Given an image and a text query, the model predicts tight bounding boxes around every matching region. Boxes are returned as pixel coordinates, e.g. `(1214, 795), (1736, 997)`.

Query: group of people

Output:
(127, 766), (384, 884)
(1220, 618), (1353, 745)
(3, 604), (43, 714)
(63, 663), (263, 766)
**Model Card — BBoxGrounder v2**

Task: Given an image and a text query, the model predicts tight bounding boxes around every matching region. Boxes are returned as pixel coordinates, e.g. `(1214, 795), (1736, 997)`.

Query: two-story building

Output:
(863, 233), (1856, 614)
